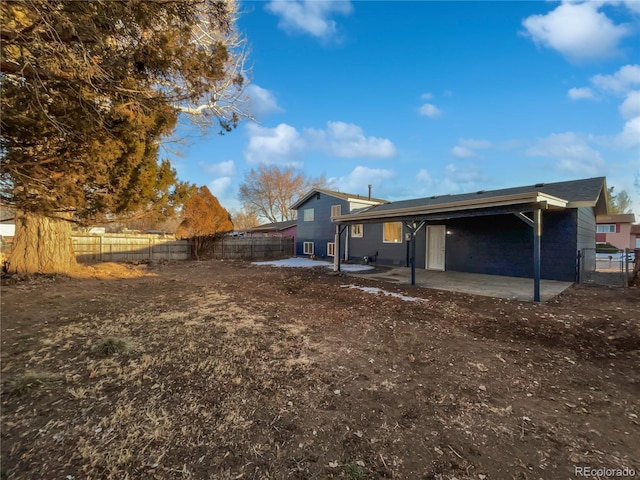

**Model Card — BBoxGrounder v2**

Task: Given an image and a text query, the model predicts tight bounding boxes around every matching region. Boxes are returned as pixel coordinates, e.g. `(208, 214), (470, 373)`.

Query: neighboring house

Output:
(595, 213), (636, 250)
(246, 220), (297, 238)
(291, 188), (386, 258)
(632, 224), (640, 249)
(0, 206), (16, 238)
(333, 177), (608, 283)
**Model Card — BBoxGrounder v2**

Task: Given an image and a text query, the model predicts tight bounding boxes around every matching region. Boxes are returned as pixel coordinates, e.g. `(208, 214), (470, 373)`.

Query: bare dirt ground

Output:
(1, 259), (639, 480)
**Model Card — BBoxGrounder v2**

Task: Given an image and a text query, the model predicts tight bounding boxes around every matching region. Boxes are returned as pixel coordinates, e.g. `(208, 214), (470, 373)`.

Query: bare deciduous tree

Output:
(238, 166), (326, 223)
(231, 208), (260, 234)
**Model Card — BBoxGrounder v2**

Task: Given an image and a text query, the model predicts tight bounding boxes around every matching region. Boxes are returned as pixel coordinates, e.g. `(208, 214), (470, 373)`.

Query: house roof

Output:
(290, 188), (386, 210)
(596, 213), (636, 224)
(247, 219), (297, 233)
(334, 177), (608, 224)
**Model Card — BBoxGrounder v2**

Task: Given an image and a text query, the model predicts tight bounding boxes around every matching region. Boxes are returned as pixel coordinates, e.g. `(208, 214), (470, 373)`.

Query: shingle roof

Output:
(248, 220), (297, 232)
(290, 188), (386, 209)
(365, 177), (606, 214)
(332, 177), (608, 224)
(596, 213), (636, 224)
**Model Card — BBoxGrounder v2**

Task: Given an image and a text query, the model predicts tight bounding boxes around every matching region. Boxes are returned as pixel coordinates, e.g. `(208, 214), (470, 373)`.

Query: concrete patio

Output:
(347, 266), (574, 302)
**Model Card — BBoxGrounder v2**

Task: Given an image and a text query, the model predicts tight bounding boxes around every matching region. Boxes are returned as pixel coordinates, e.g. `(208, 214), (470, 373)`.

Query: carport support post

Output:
(533, 209), (542, 302)
(411, 229), (416, 286)
(334, 224), (340, 272)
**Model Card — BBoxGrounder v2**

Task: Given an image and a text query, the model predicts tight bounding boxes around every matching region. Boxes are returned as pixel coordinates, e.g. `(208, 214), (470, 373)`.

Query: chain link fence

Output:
(579, 248), (636, 287)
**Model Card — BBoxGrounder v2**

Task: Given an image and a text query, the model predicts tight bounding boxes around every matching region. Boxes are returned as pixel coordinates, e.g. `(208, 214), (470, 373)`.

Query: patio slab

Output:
(347, 266), (574, 302)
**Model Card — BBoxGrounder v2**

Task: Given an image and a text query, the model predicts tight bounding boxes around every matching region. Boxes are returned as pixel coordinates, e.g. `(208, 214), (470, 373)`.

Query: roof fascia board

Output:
(334, 202), (551, 225)
(346, 197), (384, 206)
(335, 192), (565, 223)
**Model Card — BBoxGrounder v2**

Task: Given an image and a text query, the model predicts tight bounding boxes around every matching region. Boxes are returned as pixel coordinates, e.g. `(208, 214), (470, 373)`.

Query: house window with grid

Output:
(383, 222), (403, 243)
(327, 242), (335, 257)
(303, 242), (314, 255)
(351, 224), (363, 238)
(331, 205), (341, 218)
(596, 224), (615, 233)
(303, 208), (314, 221)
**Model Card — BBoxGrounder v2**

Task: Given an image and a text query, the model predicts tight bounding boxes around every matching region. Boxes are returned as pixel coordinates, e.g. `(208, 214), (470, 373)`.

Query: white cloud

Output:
(421, 92), (434, 101)
(615, 116), (640, 148)
(208, 177), (233, 198)
(444, 164), (486, 184)
(451, 146), (476, 159)
(244, 121), (396, 165)
(266, 0), (353, 40)
(591, 64), (640, 95)
(522, 2), (632, 62)
(526, 132), (605, 175)
(416, 169), (433, 186)
(418, 103), (441, 118)
(327, 166), (395, 195)
(246, 85), (283, 118)
(208, 177), (242, 212)
(451, 138), (492, 158)
(568, 87), (597, 100)
(200, 160), (236, 177)
(307, 121), (397, 158)
(619, 91), (640, 119)
(244, 123), (306, 166)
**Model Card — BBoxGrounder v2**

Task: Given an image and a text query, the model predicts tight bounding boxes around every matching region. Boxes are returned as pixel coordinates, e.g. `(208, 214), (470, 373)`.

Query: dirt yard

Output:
(1, 260), (639, 479)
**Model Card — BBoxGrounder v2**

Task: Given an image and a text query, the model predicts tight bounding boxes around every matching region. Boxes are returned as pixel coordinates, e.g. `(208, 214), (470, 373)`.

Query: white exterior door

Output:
(426, 225), (446, 270)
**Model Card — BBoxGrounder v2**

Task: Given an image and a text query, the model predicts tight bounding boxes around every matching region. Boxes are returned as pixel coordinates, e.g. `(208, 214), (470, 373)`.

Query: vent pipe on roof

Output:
(368, 184), (372, 201)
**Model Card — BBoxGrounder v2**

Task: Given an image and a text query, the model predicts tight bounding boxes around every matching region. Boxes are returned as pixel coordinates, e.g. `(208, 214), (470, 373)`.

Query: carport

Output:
(347, 266), (573, 302)
(331, 190), (574, 302)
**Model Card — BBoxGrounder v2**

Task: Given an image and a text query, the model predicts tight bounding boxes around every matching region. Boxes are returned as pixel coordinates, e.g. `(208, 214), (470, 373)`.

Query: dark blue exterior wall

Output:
(344, 209), (588, 281)
(295, 193), (349, 258)
(348, 222), (414, 266)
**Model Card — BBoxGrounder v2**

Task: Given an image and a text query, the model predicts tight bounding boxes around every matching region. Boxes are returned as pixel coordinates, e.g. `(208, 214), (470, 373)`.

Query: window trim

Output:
(351, 224), (363, 238)
(303, 208), (314, 222)
(303, 242), (314, 255)
(596, 224), (615, 233)
(383, 222), (403, 243)
(331, 205), (342, 218)
(327, 242), (335, 257)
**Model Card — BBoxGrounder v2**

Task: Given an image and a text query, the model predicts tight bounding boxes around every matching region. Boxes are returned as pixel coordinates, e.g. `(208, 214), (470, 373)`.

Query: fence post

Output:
(148, 238), (152, 261)
(99, 235), (103, 262)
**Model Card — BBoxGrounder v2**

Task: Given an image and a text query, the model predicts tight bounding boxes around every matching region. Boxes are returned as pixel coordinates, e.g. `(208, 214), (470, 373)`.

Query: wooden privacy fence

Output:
(72, 234), (190, 262)
(195, 236), (295, 260)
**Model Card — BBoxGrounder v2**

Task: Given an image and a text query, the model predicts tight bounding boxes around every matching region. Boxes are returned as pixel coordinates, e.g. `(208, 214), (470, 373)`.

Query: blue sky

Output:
(169, 0), (640, 217)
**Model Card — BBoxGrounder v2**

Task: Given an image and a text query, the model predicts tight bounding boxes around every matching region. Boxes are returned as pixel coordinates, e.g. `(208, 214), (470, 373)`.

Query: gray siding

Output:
(295, 194), (349, 257)
(345, 210), (581, 282)
(576, 207), (596, 251)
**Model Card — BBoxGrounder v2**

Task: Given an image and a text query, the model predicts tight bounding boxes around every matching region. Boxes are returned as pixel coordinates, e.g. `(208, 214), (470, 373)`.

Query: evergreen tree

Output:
(1, 0), (248, 273)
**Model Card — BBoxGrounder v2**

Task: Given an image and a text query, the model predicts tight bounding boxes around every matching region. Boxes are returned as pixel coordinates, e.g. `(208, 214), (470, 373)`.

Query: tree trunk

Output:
(6, 211), (78, 274)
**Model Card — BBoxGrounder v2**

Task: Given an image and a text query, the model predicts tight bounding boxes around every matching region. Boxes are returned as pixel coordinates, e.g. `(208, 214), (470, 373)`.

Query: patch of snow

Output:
(253, 257), (373, 272)
(340, 285), (426, 302)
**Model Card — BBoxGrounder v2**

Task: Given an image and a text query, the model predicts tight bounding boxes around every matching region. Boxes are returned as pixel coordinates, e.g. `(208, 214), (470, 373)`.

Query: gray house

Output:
(330, 177), (608, 301)
(291, 188), (385, 258)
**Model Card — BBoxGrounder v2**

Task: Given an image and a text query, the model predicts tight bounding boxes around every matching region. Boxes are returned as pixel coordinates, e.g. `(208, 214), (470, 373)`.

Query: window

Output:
(383, 222), (403, 243)
(327, 242), (335, 257)
(331, 205), (342, 218)
(303, 208), (314, 221)
(596, 224), (615, 233)
(351, 224), (363, 238)
(303, 242), (314, 255)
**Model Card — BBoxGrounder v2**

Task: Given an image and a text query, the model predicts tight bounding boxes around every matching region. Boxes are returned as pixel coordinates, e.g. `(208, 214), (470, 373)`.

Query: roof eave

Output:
(334, 192), (568, 223)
